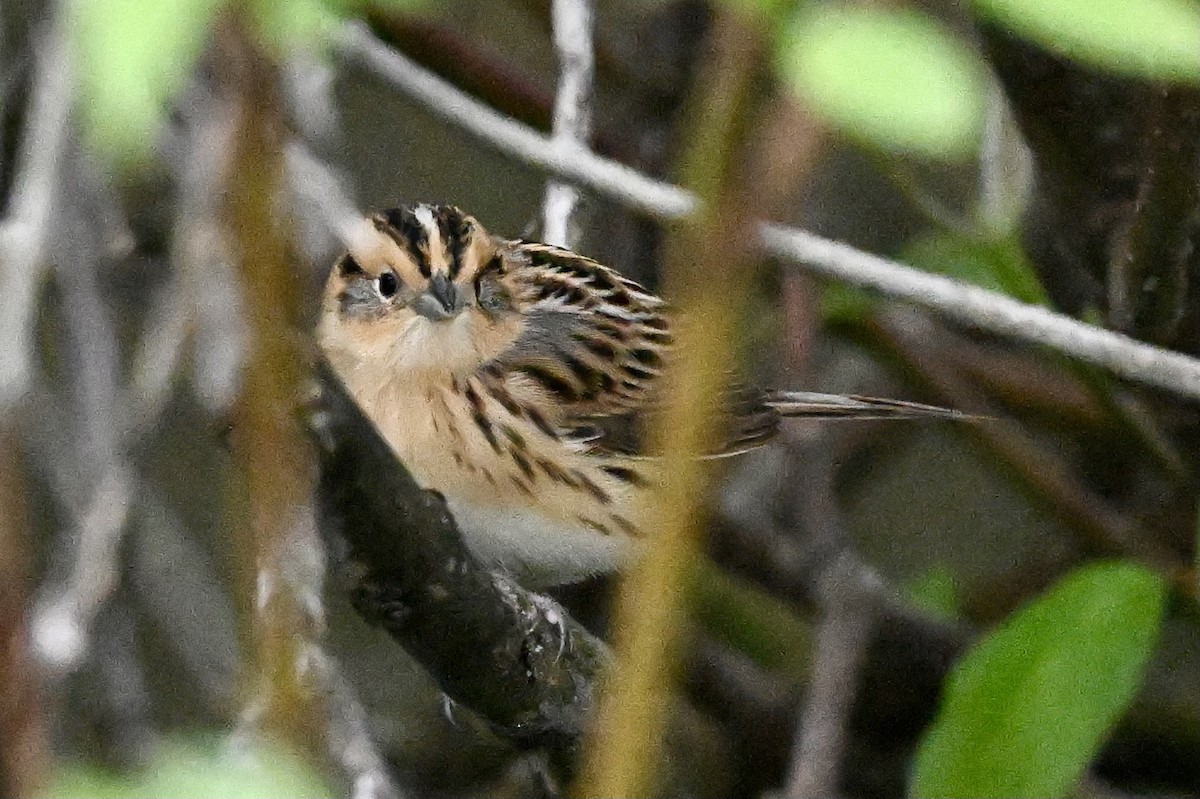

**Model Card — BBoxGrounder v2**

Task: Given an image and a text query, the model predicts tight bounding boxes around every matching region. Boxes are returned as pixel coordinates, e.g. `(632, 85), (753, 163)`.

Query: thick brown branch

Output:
(307, 359), (607, 760)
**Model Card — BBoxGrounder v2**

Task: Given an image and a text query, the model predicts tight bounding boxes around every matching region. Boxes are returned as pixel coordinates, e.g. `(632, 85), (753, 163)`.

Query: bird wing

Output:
(486, 241), (672, 419)
(483, 241), (968, 458)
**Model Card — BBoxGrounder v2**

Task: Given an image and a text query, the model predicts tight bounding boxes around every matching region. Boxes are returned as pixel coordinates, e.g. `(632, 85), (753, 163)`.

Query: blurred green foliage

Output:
(692, 560), (813, 682)
(911, 561), (1166, 798)
(820, 227), (1047, 325)
(69, 0), (426, 166)
(44, 736), (330, 798)
(776, 7), (987, 161)
(900, 230), (1047, 306)
(902, 564), (962, 622)
(70, 0), (224, 167)
(972, 0), (1200, 83)
(768, 0), (1200, 161)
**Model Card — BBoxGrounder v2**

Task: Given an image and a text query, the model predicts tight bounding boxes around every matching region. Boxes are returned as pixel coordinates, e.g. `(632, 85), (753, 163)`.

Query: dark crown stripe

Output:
(376, 208), (432, 277)
(338, 254), (365, 276)
(434, 206), (468, 278)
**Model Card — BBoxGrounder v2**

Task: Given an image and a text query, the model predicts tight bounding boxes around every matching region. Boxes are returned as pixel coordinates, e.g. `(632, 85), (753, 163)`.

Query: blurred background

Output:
(2, 0), (1200, 797)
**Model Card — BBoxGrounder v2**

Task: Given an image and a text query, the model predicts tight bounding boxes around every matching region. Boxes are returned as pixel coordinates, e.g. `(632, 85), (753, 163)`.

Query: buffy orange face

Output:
(320, 205), (529, 377)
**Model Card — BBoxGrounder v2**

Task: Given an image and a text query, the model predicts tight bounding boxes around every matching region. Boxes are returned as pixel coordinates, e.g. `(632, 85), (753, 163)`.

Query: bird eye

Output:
(376, 271), (398, 299)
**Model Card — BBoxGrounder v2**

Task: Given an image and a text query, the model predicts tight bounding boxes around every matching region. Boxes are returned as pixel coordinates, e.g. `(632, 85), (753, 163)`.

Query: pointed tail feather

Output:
(764, 391), (979, 421)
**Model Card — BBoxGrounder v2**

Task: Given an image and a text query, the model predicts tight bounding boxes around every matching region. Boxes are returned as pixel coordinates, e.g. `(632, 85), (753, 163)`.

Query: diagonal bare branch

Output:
(338, 22), (1200, 404)
(339, 22), (692, 220)
(308, 359), (608, 757)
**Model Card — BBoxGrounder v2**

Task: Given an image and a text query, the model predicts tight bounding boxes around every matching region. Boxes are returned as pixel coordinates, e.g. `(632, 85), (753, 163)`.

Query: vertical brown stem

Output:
(0, 436), (49, 797)
(219, 18), (321, 756)
(749, 96), (827, 376)
(574, 8), (771, 797)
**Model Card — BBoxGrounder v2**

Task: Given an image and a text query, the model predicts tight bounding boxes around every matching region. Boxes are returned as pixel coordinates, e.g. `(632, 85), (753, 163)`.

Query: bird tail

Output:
(763, 391), (978, 421)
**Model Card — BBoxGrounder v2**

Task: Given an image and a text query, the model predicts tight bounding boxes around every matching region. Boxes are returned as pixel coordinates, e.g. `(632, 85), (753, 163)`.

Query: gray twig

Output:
(278, 53), (405, 799)
(31, 156), (135, 676)
(235, 500), (404, 799)
(303, 647), (406, 799)
(124, 106), (239, 437)
(761, 224), (1200, 402)
(338, 22), (693, 220)
(283, 51), (363, 269)
(541, 0), (595, 248)
(978, 82), (1032, 234)
(765, 436), (881, 799)
(784, 554), (880, 799)
(284, 139), (364, 260)
(31, 464), (134, 673)
(339, 23), (1200, 403)
(0, 21), (73, 408)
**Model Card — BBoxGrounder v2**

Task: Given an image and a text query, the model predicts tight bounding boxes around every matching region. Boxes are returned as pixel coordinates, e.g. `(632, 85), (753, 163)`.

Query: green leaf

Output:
(819, 282), (876, 324)
(70, 0), (223, 165)
(691, 559), (813, 681)
(903, 564), (961, 622)
(70, 0), (436, 165)
(778, 7), (987, 160)
(900, 230), (1048, 306)
(721, 0), (797, 28)
(972, 0), (1200, 83)
(911, 560), (1166, 799)
(252, 0), (344, 54)
(46, 736), (330, 798)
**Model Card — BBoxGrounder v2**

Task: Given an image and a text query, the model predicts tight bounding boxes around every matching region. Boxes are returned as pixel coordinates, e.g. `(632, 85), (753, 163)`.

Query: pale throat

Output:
(321, 308), (523, 397)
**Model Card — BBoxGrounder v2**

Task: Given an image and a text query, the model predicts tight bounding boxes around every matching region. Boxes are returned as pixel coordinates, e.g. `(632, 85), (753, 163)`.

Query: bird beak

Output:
(412, 273), (462, 321)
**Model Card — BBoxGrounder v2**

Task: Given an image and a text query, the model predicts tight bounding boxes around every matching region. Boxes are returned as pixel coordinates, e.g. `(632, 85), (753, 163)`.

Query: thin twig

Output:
(31, 158), (136, 676)
(978, 82), (1032, 234)
(235, 503), (405, 799)
(283, 54), (362, 269)
(785, 554), (879, 799)
(282, 53), (405, 799)
(168, 93), (247, 417)
(338, 22), (693, 220)
(339, 23), (1200, 404)
(576, 10), (769, 794)
(541, 0), (594, 248)
(763, 223), (1200, 403)
(765, 434), (879, 799)
(302, 647), (405, 799)
(0, 22), (73, 408)
(284, 139), (364, 258)
(219, 19), (323, 757)
(31, 465), (133, 672)
(126, 105), (240, 436)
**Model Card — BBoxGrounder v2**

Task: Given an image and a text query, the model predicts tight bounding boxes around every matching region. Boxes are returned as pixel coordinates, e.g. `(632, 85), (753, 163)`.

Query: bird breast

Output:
(335, 363), (647, 584)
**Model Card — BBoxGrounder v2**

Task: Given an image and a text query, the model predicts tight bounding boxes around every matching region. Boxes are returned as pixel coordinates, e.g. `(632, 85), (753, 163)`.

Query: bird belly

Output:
(444, 496), (632, 586)
(350, 372), (644, 585)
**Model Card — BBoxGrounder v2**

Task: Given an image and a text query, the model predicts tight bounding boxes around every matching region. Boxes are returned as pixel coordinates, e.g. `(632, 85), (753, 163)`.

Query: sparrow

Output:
(318, 204), (965, 585)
